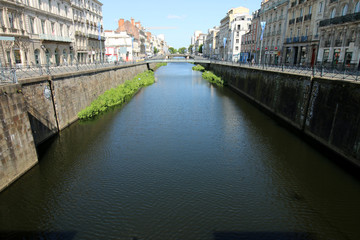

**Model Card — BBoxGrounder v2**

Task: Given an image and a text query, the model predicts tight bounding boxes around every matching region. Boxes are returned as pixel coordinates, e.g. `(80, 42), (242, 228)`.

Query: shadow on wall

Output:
(213, 231), (316, 240)
(0, 231), (77, 240)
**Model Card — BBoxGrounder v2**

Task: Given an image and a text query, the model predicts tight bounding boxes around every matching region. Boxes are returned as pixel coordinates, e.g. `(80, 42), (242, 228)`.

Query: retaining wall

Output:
(206, 63), (360, 167)
(0, 62), (156, 191)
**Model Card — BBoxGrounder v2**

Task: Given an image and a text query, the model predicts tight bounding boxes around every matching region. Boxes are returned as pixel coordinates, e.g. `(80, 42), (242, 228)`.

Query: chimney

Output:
(118, 19), (124, 27)
(131, 18), (135, 26)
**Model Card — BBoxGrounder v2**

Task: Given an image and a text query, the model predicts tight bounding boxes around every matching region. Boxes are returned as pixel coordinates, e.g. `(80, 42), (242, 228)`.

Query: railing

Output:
(304, 14), (312, 21)
(39, 34), (72, 42)
(296, 16), (303, 23)
(3, 57), (360, 84)
(301, 36), (308, 42)
(320, 12), (360, 27)
(286, 38), (292, 43)
(293, 37), (300, 42)
(289, 19), (295, 25)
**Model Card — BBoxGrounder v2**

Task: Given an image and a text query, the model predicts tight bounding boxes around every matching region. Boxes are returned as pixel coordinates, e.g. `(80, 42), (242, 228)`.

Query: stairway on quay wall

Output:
(0, 63), (156, 192)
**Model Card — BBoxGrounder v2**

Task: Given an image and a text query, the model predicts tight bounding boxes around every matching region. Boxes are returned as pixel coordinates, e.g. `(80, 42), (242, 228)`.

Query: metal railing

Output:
(2, 57), (360, 85)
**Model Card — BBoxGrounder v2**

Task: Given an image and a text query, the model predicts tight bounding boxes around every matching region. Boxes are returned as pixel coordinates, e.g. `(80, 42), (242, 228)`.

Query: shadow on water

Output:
(0, 231), (76, 240)
(213, 231), (316, 240)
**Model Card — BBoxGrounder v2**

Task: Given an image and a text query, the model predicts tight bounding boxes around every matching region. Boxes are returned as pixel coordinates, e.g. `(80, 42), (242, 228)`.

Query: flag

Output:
(260, 22), (266, 40)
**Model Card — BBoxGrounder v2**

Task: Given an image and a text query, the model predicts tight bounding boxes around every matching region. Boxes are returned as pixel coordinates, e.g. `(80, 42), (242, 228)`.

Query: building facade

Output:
(317, 0), (360, 69)
(283, 0), (322, 66)
(0, 0), (105, 67)
(258, 0), (290, 65)
(230, 14), (252, 62)
(104, 30), (132, 62)
(241, 10), (260, 63)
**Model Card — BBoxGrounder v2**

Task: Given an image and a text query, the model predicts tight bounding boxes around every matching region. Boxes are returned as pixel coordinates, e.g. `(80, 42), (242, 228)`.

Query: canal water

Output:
(1, 62), (360, 240)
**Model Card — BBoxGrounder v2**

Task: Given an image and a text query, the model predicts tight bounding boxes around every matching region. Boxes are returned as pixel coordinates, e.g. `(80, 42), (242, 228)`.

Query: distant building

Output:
(104, 30), (132, 62)
(241, 10), (260, 63)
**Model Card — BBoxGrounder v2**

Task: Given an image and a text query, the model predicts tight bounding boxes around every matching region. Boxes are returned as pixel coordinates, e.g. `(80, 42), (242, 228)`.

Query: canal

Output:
(1, 62), (360, 240)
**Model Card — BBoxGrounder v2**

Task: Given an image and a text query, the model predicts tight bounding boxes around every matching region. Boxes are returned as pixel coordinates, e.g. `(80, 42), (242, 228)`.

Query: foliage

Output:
(188, 44), (194, 54)
(156, 62), (167, 68)
(192, 64), (205, 72)
(202, 71), (224, 87)
(169, 47), (177, 54)
(154, 47), (159, 54)
(78, 71), (155, 120)
(178, 47), (187, 54)
(199, 44), (203, 53)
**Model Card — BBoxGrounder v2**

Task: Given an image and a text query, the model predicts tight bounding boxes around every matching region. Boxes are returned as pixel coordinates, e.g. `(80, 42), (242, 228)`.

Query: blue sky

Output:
(102, 0), (262, 49)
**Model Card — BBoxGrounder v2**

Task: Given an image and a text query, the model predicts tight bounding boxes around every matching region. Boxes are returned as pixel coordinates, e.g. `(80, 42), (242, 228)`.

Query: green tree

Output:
(169, 47), (177, 54)
(188, 44), (194, 54)
(178, 47), (186, 54)
(199, 44), (203, 54)
(154, 47), (159, 55)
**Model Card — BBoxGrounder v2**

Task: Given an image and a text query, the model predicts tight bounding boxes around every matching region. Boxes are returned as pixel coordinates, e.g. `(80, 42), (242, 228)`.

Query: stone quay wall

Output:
(0, 62), (156, 191)
(204, 63), (360, 167)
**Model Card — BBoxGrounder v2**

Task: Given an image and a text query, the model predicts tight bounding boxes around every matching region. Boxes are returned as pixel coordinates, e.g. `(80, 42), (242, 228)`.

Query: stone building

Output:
(258, 0), (290, 65)
(72, 0), (105, 64)
(317, 0), (360, 69)
(203, 26), (219, 59)
(0, 0), (105, 67)
(218, 6), (250, 61)
(283, 0), (322, 66)
(0, 0), (74, 67)
(230, 13), (252, 62)
(241, 10), (260, 63)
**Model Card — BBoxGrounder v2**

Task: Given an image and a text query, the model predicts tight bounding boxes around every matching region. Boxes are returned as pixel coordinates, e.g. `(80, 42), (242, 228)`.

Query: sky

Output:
(102, 0), (262, 49)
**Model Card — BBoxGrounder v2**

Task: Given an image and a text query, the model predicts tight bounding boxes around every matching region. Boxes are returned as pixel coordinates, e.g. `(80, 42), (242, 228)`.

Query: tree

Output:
(178, 47), (186, 54)
(199, 44), (203, 54)
(188, 44), (194, 54)
(169, 47), (177, 54)
(154, 47), (159, 55)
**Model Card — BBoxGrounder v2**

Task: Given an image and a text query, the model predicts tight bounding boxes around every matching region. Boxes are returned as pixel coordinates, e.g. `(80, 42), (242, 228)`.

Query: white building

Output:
(230, 14), (252, 62)
(104, 30), (132, 62)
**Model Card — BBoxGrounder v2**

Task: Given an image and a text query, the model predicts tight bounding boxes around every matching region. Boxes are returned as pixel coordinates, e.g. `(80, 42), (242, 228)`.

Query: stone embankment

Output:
(0, 62), (156, 191)
(200, 63), (360, 168)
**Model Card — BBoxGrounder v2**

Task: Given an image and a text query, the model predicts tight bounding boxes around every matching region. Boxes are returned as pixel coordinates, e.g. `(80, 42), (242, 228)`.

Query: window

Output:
(309, 5), (312, 14)
(8, 12), (14, 28)
(49, 0), (51, 12)
(235, 46), (239, 51)
(356, 2), (360, 13)
(297, 28), (300, 37)
(58, 2), (60, 14)
(41, 20), (45, 34)
(51, 22), (55, 34)
(19, 15), (24, 30)
(342, 4), (348, 16)
(0, 11), (4, 27)
(305, 26), (308, 36)
(323, 49), (329, 63)
(236, 39), (239, 43)
(237, 25), (240, 30)
(29, 17), (34, 33)
(38, 0), (42, 9)
(65, 6), (68, 16)
(60, 24), (63, 36)
(330, 8), (336, 18)
(300, 8), (303, 17)
(319, 2), (323, 13)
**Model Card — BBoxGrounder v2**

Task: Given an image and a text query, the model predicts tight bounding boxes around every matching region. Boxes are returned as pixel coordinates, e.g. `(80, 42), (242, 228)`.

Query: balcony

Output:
(88, 33), (105, 40)
(286, 37), (292, 43)
(296, 16), (303, 23)
(291, 1), (297, 7)
(335, 40), (342, 47)
(39, 34), (72, 42)
(320, 12), (360, 27)
(293, 37), (300, 42)
(301, 36), (308, 42)
(289, 19), (295, 25)
(304, 14), (312, 21)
